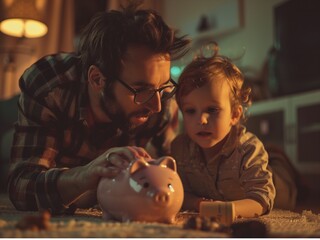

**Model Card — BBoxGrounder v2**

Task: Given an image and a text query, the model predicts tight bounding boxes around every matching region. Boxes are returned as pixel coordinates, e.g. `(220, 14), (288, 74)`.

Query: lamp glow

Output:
(0, 18), (47, 38)
(0, 0), (48, 38)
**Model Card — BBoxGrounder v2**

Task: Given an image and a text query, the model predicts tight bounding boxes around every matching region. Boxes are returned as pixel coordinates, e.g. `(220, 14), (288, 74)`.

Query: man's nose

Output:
(145, 92), (161, 113)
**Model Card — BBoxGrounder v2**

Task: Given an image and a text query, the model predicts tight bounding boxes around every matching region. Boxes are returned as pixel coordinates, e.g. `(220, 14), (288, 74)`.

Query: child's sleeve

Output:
(239, 134), (276, 214)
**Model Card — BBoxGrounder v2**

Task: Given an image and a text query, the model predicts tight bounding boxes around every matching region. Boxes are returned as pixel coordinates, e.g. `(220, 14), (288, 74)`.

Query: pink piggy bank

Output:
(97, 156), (184, 223)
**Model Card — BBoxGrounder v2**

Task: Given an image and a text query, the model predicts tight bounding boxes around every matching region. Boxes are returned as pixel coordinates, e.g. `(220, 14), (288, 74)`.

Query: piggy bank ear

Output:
(130, 158), (149, 175)
(156, 156), (177, 172)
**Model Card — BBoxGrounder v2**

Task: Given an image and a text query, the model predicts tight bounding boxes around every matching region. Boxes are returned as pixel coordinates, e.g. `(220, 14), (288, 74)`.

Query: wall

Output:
(0, 35), (39, 100)
(162, 0), (287, 74)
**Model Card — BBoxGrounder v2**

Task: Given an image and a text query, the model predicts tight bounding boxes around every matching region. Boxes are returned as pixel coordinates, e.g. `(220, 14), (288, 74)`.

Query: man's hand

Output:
(57, 146), (151, 207)
(79, 146), (151, 189)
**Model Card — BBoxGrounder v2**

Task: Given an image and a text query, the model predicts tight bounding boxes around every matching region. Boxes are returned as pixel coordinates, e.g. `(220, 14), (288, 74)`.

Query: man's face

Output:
(103, 46), (171, 130)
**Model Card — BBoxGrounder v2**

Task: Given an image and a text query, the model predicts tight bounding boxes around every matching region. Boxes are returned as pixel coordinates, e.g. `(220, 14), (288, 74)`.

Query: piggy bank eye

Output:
(143, 182), (149, 188)
(168, 183), (174, 191)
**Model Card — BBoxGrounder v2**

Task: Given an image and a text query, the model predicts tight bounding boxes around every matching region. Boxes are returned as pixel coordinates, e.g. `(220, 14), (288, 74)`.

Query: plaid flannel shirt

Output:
(7, 53), (179, 214)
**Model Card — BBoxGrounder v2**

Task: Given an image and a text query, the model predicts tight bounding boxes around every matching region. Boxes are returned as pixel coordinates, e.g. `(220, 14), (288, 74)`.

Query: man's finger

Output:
(106, 152), (130, 168)
(100, 166), (122, 178)
(131, 146), (151, 159)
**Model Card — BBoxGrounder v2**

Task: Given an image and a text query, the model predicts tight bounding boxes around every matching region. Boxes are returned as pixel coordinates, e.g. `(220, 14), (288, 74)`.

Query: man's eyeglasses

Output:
(115, 77), (177, 105)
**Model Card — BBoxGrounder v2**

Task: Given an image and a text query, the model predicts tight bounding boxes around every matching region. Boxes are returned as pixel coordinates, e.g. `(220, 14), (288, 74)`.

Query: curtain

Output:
(0, 0), (75, 100)
(37, 0), (75, 57)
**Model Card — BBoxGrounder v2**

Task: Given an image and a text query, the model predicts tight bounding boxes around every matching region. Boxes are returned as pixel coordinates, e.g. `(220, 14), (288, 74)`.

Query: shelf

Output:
(246, 89), (320, 174)
(192, 27), (241, 47)
(190, 0), (244, 47)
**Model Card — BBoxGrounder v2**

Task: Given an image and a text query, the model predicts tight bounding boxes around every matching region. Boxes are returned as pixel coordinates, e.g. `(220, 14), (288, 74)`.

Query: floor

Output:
(0, 193), (320, 238)
(294, 173), (320, 214)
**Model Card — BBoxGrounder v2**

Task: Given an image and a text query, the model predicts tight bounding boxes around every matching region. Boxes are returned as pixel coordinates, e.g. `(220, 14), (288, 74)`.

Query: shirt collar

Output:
(188, 125), (245, 162)
(219, 125), (246, 157)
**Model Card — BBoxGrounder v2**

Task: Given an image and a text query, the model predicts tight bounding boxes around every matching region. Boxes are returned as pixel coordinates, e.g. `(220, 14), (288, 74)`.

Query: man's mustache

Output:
(128, 109), (152, 119)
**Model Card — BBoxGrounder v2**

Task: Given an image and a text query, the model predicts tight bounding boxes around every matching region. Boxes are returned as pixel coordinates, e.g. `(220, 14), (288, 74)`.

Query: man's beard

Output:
(99, 90), (151, 132)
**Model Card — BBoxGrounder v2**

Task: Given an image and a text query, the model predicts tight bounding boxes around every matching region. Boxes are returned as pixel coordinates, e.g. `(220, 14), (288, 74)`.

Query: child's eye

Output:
(207, 107), (219, 114)
(183, 108), (195, 115)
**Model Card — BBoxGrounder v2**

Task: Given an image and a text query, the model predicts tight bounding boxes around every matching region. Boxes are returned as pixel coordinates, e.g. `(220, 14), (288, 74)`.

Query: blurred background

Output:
(0, 0), (319, 211)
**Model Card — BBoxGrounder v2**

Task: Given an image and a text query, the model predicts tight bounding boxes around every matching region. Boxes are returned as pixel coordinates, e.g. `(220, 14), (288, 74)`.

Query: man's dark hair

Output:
(77, 1), (190, 79)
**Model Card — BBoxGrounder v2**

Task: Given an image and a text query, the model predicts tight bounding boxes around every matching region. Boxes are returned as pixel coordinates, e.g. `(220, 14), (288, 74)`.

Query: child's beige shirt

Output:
(171, 125), (275, 214)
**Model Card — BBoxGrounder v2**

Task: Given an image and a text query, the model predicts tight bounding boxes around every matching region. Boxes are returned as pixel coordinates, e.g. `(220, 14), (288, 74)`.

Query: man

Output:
(7, 2), (190, 214)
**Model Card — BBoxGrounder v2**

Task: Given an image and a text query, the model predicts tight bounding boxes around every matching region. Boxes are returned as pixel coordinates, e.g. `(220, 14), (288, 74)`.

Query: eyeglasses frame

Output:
(114, 77), (178, 105)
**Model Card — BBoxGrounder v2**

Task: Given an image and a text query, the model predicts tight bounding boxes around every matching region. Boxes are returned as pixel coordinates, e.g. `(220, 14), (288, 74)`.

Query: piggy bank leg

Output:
(164, 216), (176, 224)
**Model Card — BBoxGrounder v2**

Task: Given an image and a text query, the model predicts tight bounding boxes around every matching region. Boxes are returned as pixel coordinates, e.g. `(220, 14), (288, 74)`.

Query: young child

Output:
(171, 50), (276, 218)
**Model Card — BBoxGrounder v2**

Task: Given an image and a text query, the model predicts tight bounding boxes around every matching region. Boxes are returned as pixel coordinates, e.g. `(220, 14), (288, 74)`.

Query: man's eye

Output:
(163, 81), (174, 87)
(135, 87), (152, 93)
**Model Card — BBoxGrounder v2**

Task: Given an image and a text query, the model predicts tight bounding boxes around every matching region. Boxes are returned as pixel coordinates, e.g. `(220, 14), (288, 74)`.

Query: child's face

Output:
(180, 78), (240, 149)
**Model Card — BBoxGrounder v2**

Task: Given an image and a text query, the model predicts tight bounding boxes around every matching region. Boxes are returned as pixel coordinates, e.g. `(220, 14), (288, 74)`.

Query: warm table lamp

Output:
(0, 0), (48, 99)
(0, 0), (48, 38)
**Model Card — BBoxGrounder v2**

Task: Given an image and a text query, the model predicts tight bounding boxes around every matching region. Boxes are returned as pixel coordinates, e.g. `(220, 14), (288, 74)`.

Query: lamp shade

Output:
(0, 0), (48, 38)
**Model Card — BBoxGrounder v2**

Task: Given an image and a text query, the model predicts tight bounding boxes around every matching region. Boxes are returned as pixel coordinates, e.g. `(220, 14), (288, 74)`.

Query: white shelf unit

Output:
(246, 89), (320, 174)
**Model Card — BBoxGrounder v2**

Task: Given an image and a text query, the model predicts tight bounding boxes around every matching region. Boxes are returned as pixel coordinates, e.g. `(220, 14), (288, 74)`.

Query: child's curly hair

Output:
(176, 43), (252, 123)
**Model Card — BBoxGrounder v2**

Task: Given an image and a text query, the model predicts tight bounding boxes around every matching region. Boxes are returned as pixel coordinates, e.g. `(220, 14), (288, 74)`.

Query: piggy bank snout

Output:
(153, 191), (170, 206)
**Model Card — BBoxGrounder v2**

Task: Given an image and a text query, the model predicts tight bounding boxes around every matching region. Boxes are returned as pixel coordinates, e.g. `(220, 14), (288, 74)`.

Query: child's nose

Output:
(199, 113), (209, 125)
